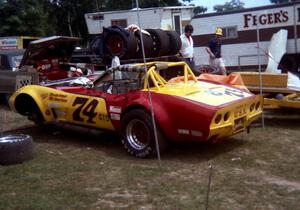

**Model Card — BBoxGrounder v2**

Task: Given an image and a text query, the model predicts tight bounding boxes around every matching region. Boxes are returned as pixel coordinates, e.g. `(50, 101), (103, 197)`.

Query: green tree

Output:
(0, 0), (49, 36)
(0, 0), (202, 44)
(194, 6), (207, 15)
(213, 0), (245, 12)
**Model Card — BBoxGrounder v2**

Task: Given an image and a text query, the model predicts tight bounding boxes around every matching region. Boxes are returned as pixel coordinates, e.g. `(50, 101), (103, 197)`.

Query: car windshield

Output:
(10, 55), (23, 67)
(94, 68), (145, 94)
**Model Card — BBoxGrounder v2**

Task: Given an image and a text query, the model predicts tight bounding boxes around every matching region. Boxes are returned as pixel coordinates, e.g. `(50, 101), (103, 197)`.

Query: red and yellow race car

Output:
(9, 61), (262, 158)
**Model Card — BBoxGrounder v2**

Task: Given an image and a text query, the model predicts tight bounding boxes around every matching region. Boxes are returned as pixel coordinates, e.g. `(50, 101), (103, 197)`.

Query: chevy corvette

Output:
(9, 61), (262, 158)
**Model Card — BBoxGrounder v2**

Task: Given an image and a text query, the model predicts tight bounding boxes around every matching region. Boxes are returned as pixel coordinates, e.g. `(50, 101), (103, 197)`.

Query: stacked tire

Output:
(92, 26), (182, 60)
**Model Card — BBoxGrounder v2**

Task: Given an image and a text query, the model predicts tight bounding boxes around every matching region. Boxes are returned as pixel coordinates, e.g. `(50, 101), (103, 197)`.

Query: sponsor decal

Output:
(109, 106), (122, 113)
(191, 130), (203, 137)
(110, 113), (120, 121)
(49, 93), (68, 103)
(54, 110), (66, 116)
(48, 102), (60, 108)
(178, 129), (190, 135)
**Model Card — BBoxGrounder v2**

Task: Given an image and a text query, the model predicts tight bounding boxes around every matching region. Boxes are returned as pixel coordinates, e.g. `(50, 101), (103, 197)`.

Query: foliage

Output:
(0, 0), (203, 44)
(0, 0), (49, 36)
(213, 0), (245, 12)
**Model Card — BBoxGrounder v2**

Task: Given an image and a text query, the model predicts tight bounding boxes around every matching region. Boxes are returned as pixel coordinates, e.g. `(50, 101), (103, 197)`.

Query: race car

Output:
(9, 61), (263, 158)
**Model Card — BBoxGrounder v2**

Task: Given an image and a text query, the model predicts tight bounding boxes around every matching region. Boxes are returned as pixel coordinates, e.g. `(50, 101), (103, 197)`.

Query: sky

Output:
(188, 0), (272, 12)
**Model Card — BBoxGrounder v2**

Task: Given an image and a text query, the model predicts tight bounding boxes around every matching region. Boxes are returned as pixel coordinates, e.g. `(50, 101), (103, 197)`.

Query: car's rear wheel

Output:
(120, 109), (167, 158)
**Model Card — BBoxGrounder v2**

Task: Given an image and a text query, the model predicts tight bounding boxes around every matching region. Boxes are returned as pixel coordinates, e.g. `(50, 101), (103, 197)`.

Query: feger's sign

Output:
(243, 10), (291, 28)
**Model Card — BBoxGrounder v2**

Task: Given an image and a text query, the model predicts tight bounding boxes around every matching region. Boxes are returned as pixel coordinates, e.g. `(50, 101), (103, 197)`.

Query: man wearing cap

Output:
(180, 24), (195, 71)
(205, 27), (227, 75)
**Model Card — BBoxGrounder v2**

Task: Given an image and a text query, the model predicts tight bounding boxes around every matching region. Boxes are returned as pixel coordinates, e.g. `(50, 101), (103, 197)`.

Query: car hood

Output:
(19, 36), (81, 68)
(151, 80), (253, 106)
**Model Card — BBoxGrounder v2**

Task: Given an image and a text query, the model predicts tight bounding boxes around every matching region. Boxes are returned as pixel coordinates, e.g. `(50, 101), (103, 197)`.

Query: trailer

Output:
(85, 6), (195, 35)
(191, 2), (300, 74)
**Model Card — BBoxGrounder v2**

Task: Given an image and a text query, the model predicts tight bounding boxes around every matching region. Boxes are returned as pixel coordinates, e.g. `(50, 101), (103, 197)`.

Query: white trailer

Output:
(191, 2), (300, 73)
(85, 6), (195, 35)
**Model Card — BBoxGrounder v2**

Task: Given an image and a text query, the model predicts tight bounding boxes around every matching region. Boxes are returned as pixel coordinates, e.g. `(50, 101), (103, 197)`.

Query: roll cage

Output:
(93, 61), (197, 93)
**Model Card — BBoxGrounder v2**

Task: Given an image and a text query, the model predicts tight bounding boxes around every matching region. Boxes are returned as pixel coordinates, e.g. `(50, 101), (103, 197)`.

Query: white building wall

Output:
(192, 3), (300, 68)
(192, 5), (299, 35)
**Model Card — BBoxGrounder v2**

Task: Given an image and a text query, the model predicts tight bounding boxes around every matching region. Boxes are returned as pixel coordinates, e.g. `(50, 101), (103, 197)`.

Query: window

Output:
(173, 15), (181, 34)
(221, 26), (238, 39)
(111, 19), (127, 28)
(91, 14), (104, 20)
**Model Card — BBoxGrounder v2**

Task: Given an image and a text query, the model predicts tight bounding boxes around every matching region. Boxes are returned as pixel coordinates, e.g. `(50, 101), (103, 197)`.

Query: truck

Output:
(191, 2), (300, 74)
(0, 36), (39, 50)
(0, 36), (81, 102)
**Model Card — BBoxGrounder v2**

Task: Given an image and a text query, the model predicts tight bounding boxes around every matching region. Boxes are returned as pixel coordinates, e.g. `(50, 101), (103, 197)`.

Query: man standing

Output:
(205, 27), (227, 75)
(180, 24), (195, 71)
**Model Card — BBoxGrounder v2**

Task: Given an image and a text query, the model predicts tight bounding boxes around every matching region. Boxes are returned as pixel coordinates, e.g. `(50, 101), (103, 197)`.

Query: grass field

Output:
(0, 106), (299, 209)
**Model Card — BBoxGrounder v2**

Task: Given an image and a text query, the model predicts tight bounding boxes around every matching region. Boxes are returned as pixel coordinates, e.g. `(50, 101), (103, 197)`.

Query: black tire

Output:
(120, 109), (168, 158)
(89, 35), (105, 57)
(197, 65), (221, 75)
(279, 55), (298, 73)
(104, 27), (138, 59)
(0, 134), (33, 165)
(146, 28), (170, 57)
(15, 95), (44, 125)
(28, 109), (44, 125)
(166, 30), (182, 55)
(135, 32), (154, 58)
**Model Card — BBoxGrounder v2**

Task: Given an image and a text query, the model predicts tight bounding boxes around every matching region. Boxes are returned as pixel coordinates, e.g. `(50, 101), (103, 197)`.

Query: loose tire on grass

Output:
(0, 134), (33, 165)
(120, 109), (168, 158)
(166, 30), (181, 55)
(146, 28), (170, 57)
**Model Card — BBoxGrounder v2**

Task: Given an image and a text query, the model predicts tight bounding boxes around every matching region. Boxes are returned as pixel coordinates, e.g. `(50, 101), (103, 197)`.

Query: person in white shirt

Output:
(180, 24), (195, 72)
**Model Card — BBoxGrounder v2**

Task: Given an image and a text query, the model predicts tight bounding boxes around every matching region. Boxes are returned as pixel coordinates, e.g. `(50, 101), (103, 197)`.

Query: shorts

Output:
(209, 57), (225, 69)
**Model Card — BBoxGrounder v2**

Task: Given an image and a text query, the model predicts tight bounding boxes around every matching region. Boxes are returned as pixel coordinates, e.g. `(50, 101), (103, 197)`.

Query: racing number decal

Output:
(225, 88), (244, 98)
(206, 88), (244, 98)
(72, 97), (98, 124)
(82, 99), (98, 123)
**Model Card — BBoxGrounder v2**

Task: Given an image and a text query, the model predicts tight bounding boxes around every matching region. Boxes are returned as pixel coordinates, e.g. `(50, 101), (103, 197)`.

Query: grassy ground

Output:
(0, 106), (299, 210)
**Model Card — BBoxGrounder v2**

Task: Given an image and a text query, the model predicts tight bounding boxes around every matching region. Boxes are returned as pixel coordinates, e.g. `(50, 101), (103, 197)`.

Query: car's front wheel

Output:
(120, 109), (167, 158)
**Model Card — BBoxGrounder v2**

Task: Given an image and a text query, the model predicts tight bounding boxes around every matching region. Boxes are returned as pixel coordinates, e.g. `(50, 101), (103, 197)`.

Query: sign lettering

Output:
(244, 10), (289, 28)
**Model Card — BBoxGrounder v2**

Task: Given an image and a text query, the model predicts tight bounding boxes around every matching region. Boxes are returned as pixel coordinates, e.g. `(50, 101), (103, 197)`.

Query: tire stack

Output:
(91, 26), (182, 61)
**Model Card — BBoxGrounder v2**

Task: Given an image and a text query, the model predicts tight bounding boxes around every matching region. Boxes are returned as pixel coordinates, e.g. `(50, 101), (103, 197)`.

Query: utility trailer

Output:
(236, 72), (300, 109)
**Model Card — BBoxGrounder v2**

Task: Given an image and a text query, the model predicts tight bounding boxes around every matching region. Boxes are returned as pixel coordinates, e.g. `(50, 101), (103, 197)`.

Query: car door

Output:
(65, 91), (115, 131)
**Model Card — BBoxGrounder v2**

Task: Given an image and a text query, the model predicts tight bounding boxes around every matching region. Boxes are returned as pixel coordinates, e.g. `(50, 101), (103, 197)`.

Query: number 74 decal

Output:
(72, 97), (102, 124)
